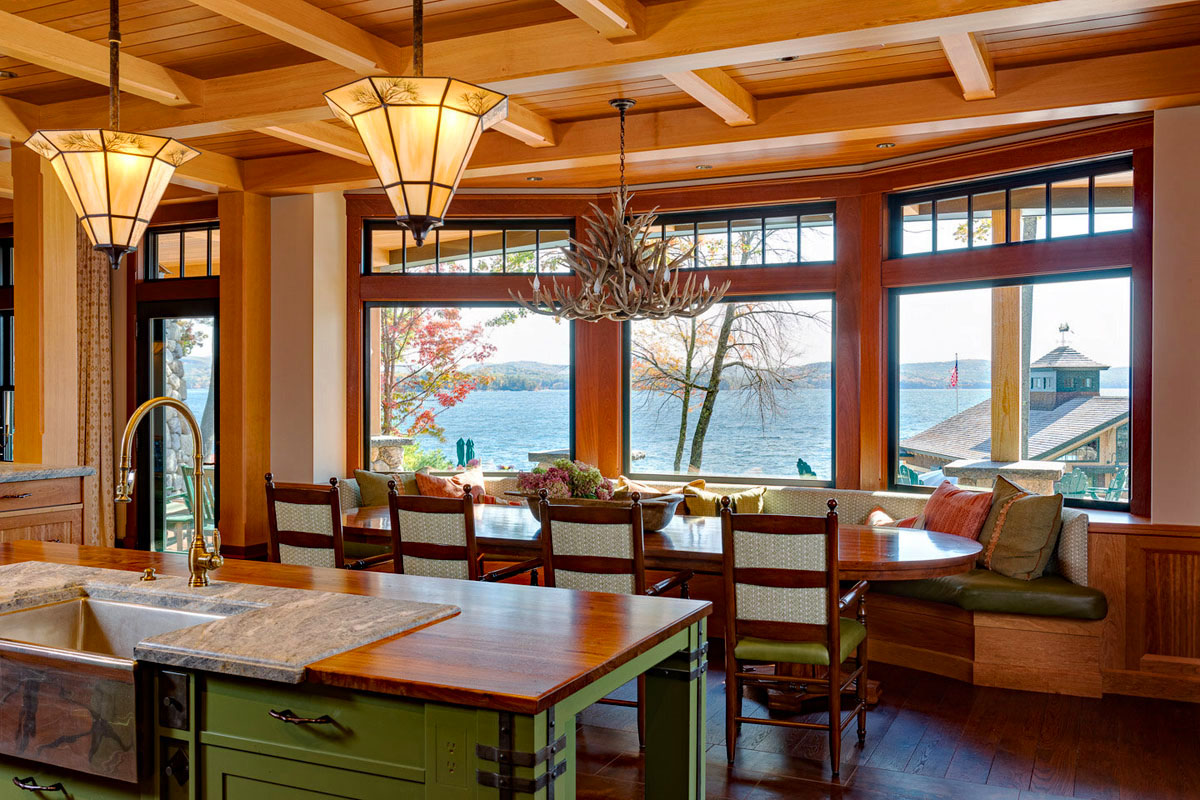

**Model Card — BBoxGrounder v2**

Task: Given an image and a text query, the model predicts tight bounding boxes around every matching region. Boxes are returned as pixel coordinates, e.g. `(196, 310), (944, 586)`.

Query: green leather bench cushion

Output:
(873, 569), (1107, 620)
(734, 618), (866, 666)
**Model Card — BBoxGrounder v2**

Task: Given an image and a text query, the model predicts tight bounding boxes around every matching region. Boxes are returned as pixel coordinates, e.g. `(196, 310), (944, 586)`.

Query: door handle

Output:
(268, 708), (335, 725)
(12, 776), (66, 793)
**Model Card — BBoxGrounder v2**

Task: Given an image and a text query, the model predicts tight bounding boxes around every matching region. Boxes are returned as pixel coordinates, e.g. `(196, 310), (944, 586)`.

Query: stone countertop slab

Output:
(0, 464), (96, 483)
(0, 562), (460, 683)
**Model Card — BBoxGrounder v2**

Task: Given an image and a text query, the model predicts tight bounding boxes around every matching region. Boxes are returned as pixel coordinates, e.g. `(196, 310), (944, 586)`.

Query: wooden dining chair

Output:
(538, 488), (693, 747)
(387, 482), (540, 582)
(720, 497), (869, 776)
(265, 474), (347, 569)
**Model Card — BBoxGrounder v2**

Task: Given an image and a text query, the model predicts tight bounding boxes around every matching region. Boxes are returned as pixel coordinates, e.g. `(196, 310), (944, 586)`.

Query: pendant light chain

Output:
(108, 0), (121, 129)
(618, 102), (626, 198)
(412, 0), (423, 78)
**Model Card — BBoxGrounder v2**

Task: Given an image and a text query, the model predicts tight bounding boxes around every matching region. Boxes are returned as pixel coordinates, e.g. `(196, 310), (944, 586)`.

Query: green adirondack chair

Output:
(896, 463), (922, 486)
(1057, 469), (1090, 497)
(1087, 467), (1128, 501)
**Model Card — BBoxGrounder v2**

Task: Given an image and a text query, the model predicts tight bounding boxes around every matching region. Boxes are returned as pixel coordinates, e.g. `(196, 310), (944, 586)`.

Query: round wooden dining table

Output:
(342, 502), (982, 580)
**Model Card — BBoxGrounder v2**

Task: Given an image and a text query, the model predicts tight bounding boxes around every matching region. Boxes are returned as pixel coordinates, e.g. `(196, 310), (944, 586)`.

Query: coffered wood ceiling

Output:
(0, 0), (1199, 198)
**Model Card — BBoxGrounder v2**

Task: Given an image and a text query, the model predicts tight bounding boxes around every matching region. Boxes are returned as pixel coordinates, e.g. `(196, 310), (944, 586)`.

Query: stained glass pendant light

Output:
(24, 0), (199, 269)
(324, 0), (507, 246)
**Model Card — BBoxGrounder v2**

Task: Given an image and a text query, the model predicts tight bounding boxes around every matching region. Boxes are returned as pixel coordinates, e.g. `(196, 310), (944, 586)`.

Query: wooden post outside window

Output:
(990, 286), (1024, 463)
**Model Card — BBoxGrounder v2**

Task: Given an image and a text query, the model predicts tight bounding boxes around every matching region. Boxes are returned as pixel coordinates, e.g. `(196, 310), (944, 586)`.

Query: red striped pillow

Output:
(921, 481), (991, 540)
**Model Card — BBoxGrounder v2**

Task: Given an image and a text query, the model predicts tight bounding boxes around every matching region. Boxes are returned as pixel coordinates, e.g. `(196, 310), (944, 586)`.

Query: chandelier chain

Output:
(412, 0), (423, 77)
(618, 102), (626, 198)
(109, 0), (120, 129)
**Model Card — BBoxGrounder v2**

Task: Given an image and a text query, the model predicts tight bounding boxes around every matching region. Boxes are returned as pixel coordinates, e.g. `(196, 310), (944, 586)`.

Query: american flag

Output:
(948, 356), (959, 389)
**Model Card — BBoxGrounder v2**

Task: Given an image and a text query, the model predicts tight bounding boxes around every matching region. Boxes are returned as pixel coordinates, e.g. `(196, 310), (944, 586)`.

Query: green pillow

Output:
(683, 485), (766, 517)
(354, 469), (417, 507)
(977, 475), (1063, 581)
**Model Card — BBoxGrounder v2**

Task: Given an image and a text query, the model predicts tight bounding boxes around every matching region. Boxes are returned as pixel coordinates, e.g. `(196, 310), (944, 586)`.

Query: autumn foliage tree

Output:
(377, 307), (502, 442)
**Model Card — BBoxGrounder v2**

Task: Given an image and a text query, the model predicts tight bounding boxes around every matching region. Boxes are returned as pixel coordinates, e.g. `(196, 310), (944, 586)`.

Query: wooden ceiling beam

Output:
(940, 32), (995, 100)
(255, 121), (371, 164)
(36, 0), (1182, 138)
(173, 150), (245, 192)
(239, 44), (1200, 193)
(491, 103), (560, 148)
(0, 10), (201, 107)
(553, 0), (644, 40)
(0, 97), (39, 143)
(663, 68), (757, 126)
(186, 0), (407, 74)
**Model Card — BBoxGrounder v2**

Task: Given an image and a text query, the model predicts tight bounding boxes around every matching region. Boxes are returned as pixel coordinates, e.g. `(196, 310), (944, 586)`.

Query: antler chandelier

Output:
(511, 99), (729, 322)
(25, 0), (199, 268)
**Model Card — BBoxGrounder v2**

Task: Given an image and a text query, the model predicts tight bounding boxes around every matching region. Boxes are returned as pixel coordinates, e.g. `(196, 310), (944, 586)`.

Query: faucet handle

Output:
(211, 529), (221, 557)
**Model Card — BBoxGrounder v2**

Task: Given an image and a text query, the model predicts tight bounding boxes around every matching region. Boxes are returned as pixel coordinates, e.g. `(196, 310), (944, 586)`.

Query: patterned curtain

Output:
(76, 225), (115, 547)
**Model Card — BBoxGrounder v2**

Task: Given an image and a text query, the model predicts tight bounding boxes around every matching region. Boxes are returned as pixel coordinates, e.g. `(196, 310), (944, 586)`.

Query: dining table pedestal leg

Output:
(765, 663), (881, 711)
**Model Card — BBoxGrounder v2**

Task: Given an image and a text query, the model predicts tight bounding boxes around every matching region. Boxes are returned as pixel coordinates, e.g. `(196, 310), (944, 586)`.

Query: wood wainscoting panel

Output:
(1141, 549), (1200, 664)
(869, 593), (974, 682)
(973, 613), (1103, 697)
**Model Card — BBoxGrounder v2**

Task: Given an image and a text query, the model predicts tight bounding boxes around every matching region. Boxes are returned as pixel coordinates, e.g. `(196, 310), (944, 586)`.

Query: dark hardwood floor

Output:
(575, 655), (1200, 799)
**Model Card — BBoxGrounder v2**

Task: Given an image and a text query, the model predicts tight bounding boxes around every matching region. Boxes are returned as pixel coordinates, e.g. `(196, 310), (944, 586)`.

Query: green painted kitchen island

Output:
(0, 542), (710, 800)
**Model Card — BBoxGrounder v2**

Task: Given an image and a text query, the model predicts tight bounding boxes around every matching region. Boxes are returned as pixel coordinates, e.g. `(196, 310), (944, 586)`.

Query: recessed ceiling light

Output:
(776, 56), (798, 62)
(876, 142), (896, 149)
(526, 176), (543, 182)
(696, 164), (714, 170)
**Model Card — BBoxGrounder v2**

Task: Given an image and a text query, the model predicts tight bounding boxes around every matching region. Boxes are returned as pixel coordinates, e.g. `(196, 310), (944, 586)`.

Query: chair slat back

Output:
(721, 498), (840, 649)
(539, 491), (645, 595)
(389, 484), (478, 580)
(265, 474), (345, 569)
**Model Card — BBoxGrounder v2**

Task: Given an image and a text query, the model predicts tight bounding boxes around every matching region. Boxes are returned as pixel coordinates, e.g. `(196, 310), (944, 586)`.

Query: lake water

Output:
(420, 386), (999, 479)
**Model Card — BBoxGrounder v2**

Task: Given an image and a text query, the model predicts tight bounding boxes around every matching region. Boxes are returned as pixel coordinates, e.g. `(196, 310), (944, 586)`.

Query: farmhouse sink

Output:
(0, 597), (226, 658)
(0, 595), (231, 783)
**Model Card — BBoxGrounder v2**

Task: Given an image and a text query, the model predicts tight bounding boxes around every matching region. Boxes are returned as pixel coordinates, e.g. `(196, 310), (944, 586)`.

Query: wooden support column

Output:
(574, 319), (623, 478)
(991, 286), (1023, 463)
(11, 146), (79, 465)
(219, 192), (271, 556)
(835, 193), (886, 490)
(1130, 145), (1152, 518)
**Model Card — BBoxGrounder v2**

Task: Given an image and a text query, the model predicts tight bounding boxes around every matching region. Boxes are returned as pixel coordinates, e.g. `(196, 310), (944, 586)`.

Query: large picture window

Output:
(365, 305), (572, 473)
(626, 296), (834, 482)
(892, 273), (1132, 506)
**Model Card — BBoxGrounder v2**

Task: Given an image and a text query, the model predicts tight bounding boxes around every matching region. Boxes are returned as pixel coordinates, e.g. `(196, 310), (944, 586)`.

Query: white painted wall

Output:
(269, 192), (346, 483)
(1151, 105), (1200, 524)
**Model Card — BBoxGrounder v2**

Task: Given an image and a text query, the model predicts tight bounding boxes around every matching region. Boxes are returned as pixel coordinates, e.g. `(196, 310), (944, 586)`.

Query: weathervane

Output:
(1058, 323), (1073, 346)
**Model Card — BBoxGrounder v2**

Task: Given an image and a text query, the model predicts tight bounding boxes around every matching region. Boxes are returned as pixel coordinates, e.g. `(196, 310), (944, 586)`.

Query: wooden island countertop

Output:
(0, 542), (710, 714)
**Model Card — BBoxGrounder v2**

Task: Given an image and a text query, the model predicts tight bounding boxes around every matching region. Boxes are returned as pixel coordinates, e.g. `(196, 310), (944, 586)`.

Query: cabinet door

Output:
(201, 746), (420, 800)
(0, 507), (82, 544)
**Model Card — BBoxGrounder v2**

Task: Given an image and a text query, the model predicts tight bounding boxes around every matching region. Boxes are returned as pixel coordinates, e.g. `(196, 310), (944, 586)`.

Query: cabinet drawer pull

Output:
(268, 708), (335, 725)
(0, 493), (32, 500)
(12, 776), (66, 792)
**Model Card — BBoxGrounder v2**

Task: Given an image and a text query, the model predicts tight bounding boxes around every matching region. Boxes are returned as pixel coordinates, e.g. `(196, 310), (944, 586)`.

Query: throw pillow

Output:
(978, 475), (1064, 581)
(354, 469), (417, 506)
(614, 475), (705, 498)
(920, 481), (992, 539)
(683, 485), (766, 517)
(415, 468), (487, 502)
(865, 507), (921, 528)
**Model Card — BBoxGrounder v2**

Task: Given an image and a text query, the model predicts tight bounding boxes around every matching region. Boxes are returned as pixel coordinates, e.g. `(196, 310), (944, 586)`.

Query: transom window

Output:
(145, 223), (220, 279)
(364, 219), (573, 275)
(646, 203), (835, 268)
(890, 157), (1133, 256)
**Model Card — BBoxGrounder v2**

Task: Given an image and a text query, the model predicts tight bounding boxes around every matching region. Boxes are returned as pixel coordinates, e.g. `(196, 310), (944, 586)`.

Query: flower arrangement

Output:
(517, 458), (615, 501)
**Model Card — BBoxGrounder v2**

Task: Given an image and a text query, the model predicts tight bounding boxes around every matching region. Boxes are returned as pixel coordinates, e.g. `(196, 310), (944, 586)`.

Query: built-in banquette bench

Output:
(338, 475), (1109, 698)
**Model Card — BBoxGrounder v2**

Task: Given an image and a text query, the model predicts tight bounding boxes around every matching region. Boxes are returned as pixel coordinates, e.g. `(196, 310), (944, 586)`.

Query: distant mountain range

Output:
(463, 359), (1129, 392)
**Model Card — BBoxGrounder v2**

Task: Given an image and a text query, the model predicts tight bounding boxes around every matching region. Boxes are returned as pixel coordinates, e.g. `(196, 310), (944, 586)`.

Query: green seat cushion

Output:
(343, 541), (391, 561)
(733, 619), (866, 666)
(873, 569), (1107, 620)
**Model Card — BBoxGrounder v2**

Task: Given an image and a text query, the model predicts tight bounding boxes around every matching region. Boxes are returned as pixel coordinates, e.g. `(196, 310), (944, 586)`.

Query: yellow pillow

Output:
(683, 485), (766, 516)
(614, 475), (706, 498)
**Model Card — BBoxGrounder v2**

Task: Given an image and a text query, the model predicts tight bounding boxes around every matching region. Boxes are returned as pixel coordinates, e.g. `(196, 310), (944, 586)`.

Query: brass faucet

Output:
(116, 397), (223, 587)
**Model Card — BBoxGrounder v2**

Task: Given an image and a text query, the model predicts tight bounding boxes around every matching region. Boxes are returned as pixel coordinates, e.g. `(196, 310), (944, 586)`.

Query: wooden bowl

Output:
(504, 492), (686, 532)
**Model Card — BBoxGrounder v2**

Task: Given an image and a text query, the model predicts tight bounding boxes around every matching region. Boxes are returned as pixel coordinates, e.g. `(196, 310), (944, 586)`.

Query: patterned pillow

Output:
(415, 468), (486, 502)
(354, 469), (416, 507)
(684, 485), (766, 517)
(978, 475), (1064, 581)
(614, 476), (705, 498)
(921, 481), (991, 539)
